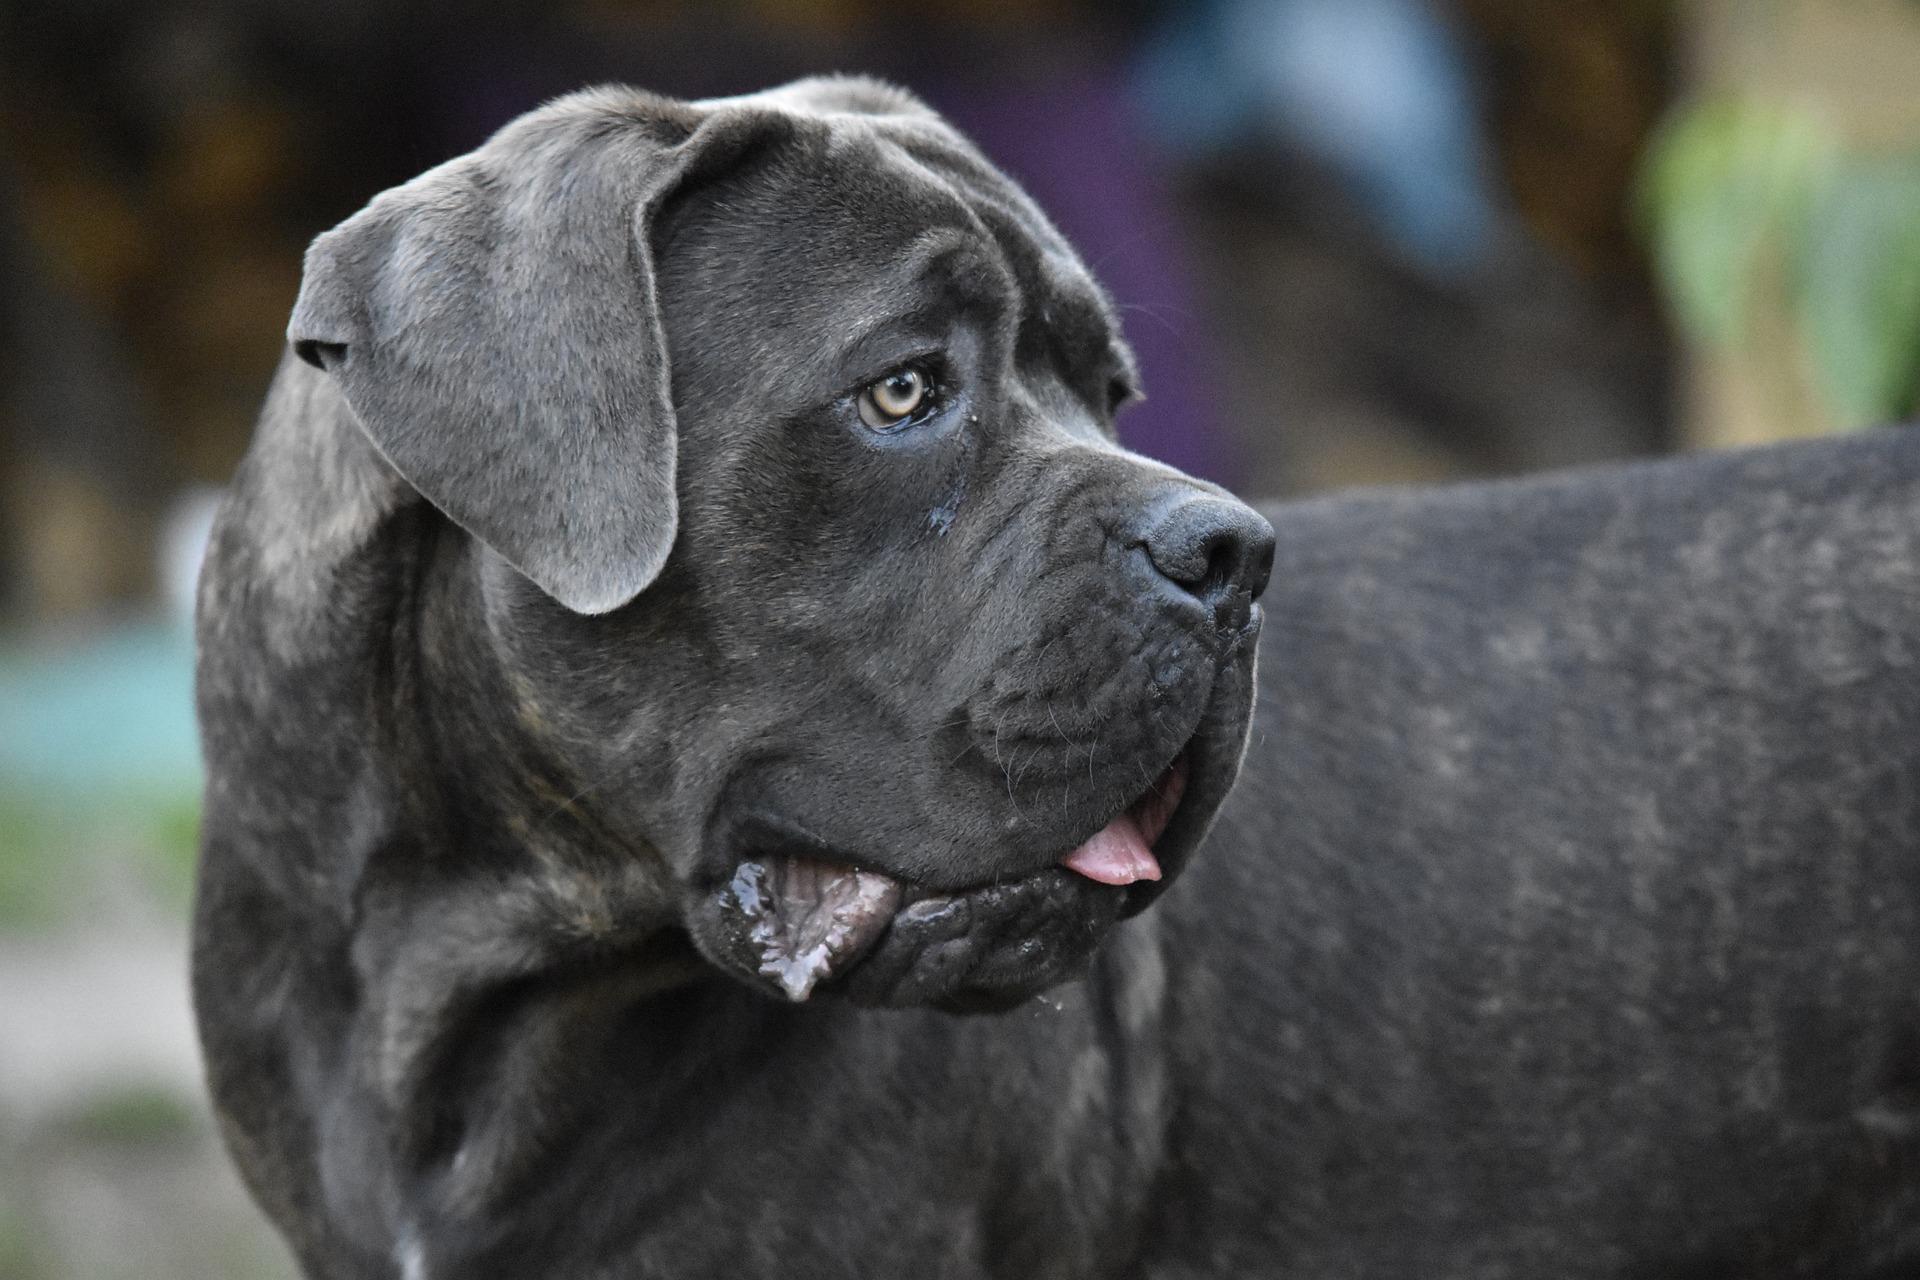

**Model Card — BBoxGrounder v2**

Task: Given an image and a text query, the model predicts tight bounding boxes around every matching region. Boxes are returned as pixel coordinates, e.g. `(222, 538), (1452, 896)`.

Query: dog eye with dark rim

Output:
(857, 368), (934, 430)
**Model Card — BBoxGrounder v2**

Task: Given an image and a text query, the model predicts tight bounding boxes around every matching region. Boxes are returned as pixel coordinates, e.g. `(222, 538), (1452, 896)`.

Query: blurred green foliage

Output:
(1641, 98), (1920, 428)
(0, 797), (72, 927)
(0, 787), (199, 928)
(0, 1200), (44, 1280)
(56, 1086), (198, 1146)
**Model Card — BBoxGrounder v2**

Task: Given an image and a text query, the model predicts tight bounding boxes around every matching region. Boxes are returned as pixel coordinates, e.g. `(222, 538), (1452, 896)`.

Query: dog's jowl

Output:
(196, 77), (1920, 1278)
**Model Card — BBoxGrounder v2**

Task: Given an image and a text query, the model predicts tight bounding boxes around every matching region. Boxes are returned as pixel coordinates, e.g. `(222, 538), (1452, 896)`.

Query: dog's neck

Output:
(359, 518), (702, 1129)
(238, 362), (717, 1225)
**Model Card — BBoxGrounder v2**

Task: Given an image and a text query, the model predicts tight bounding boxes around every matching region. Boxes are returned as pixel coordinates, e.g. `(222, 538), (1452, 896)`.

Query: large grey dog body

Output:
(195, 77), (1920, 1278)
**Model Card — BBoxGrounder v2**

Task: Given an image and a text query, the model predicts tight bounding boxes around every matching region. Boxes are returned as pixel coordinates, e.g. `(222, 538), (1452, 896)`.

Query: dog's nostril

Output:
(1139, 495), (1276, 625)
(1193, 532), (1237, 598)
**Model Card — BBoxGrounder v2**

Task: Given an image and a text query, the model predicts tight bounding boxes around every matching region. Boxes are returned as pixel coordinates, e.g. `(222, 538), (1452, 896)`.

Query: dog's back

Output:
(1150, 427), (1920, 1277)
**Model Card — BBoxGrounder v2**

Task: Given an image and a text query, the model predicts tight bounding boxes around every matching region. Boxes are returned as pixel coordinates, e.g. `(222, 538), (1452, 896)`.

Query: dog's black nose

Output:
(1140, 494), (1276, 631)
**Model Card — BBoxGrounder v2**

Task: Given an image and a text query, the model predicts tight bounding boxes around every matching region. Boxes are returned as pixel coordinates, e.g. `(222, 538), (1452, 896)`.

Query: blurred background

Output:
(1, 0), (1918, 1274)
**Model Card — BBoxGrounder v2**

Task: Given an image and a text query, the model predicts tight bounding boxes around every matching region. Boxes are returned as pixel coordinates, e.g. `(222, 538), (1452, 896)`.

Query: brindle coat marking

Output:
(196, 76), (1920, 1278)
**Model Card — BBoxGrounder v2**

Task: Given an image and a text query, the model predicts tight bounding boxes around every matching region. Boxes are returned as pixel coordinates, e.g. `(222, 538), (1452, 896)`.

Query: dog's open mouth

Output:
(722, 753), (1189, 1001)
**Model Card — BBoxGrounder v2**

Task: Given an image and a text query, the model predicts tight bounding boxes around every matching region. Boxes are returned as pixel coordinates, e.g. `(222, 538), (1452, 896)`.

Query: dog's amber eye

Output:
(858, 369), (929, 428)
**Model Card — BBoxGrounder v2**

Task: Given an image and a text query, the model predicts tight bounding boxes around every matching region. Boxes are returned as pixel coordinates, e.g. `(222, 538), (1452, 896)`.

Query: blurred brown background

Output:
(2, 1), (1918, 1276)
(0, 0), (1686, 622)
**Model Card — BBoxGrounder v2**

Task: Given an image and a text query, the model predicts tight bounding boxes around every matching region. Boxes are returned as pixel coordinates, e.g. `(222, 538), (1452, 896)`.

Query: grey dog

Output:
(194, 76), (1920, 1278)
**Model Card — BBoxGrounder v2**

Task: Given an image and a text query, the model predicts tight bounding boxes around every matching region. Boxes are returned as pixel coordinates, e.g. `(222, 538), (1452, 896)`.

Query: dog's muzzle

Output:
(703, 752), (1189, 1004)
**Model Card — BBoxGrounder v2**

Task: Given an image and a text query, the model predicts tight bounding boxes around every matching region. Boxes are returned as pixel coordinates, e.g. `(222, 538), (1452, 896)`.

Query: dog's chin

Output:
(682, 745), (1210, 1011)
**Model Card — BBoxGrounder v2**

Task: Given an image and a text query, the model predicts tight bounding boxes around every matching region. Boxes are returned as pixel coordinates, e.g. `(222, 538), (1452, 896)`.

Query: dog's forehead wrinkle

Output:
(680, 161), (1004, 313)
(687, 112), (1052, 337)
(861, 128), (997, 220)
(810, 239), (1007, 375)
(883, 125), (1078, 255)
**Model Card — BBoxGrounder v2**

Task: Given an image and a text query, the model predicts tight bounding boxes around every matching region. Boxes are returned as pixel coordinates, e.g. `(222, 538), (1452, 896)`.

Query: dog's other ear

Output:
(287, 90), (785, 614)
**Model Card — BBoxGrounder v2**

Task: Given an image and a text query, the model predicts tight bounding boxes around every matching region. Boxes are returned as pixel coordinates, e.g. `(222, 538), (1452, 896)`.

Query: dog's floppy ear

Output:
(288, 90), (782, 614)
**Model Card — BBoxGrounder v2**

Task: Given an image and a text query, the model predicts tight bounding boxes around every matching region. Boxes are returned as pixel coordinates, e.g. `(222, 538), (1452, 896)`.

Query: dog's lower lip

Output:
(728, 858), (902, 1000)
(722, 748), (1193, 996)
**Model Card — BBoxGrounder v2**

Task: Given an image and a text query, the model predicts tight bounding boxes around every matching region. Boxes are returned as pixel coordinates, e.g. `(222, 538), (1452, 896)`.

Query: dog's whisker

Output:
(1113, 299), (1198, 336)
(1046, 701), (1075, 750)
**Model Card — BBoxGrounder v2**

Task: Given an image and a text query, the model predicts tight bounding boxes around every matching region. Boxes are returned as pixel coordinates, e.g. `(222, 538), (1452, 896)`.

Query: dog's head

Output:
(289, 77), (1272, 1012)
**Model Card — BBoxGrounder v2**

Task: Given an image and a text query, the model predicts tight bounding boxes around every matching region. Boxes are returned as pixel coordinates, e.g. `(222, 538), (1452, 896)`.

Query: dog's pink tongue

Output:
(1061, 813), (1163, 886)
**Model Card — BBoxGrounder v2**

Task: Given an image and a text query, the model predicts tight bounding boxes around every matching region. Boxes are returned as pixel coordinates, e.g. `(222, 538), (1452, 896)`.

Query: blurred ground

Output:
(0, 625), (297, 1279)
(0, 933), (296, 1280)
